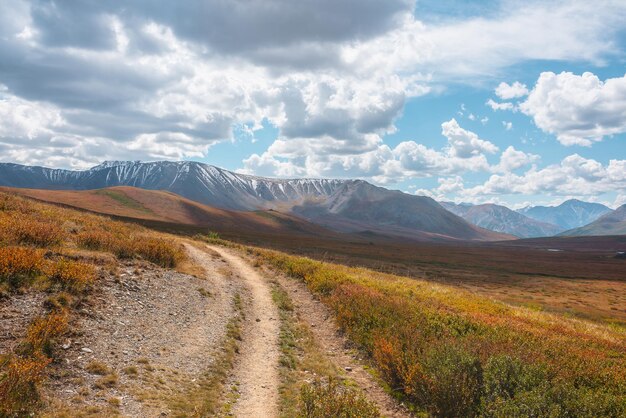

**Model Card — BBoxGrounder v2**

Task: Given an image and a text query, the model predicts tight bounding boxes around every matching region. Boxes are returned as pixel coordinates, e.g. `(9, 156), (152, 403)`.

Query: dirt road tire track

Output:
(275, 270), (412, 418)
(206, 245), (280, 418)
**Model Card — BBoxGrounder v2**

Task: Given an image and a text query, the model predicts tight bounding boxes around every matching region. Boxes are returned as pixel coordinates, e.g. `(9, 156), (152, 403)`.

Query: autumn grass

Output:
(0, 191), (186, 270)
(254, 248), (626, 417)
(0, 311), (68, 415)
(94, 189), (152, 214)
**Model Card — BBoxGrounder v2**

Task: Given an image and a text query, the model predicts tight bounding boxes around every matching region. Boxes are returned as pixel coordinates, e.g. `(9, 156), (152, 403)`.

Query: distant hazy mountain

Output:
(0, 161), (508, 242)
(517, 199), (611, 230)
(440, 202), (562, 238)
(559, 205), (626, 236)
(294, 182), (512, 241)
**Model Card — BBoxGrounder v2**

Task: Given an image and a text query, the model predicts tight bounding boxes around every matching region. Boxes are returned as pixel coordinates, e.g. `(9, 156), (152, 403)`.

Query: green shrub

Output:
(421, 345), (483, 417)
(299, 377), (380, 418)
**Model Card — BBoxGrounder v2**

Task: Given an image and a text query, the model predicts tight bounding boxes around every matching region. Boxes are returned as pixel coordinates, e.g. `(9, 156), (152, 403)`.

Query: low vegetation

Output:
(271, 282), (380, 418)
(0, 191), (187, 415)
(300, 377), (380, 418)
(254, 248), (626, 417)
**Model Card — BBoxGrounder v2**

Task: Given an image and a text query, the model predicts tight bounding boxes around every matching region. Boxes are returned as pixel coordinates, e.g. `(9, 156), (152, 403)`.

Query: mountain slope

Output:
(559, 205), (626, 236)
(441, 202), (562, 238)
(293, 181), (512, 241)
(518, 199), (611, 230)
(0, 161), (508, 242)
(0, 186), (338, 238)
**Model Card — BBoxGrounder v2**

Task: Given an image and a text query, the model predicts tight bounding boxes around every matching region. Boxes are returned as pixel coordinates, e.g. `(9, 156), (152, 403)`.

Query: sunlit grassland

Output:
(253, 247), (626, 417)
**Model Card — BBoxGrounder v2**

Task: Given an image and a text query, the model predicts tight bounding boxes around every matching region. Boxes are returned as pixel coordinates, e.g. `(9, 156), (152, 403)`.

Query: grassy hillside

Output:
(1, 186), (338, 239)
(0, 191), (185, 414)
(252, 248), (625, 417)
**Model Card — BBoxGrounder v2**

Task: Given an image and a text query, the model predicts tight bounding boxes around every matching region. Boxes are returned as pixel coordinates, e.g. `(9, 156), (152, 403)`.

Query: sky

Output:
(0, 0), (625, 209)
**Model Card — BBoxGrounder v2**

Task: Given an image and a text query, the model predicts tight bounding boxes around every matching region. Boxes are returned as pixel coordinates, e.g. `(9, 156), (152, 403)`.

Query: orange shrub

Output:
(75, 230), (115, 251)
(0, 215), (64, 247)
(44, 259), (96, 291)
(23, 311), (68, 357)
(132, 237), (184, 268)
(0, 246), (45, 287)
(0, 354), (51, 416)
(76, 229), (184, 268)
(0, 193), (34, 213)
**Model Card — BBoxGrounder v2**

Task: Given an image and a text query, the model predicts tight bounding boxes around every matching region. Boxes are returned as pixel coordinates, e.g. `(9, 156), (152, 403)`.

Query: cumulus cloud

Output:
(243, 119), (499, 182)
(441, 118), (498, 158)
(520, 71), (626, 146)
(493, 146), (539, 173)
(460, 154), (626, 198)
(495, 81), (529, 99)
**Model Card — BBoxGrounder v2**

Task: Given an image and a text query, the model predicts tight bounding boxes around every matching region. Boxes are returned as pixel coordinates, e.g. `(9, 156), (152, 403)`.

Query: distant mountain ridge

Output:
(517, 199), (611, 230)
(0, 161), (508, 242)
(0, 161), (346, 211)
(559, 205), (626, 237)
(440, 202), (562, 238)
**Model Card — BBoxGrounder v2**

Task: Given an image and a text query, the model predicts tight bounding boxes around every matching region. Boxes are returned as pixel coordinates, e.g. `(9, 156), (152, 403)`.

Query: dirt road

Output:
(207, 245), (280, 418)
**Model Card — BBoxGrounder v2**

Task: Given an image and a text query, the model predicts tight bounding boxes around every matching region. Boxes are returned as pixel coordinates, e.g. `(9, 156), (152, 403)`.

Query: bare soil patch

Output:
(41, 244), (239, 416)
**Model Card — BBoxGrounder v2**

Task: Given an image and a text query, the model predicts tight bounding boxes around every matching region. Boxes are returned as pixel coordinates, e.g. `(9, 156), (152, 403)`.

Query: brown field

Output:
(5, 186), (626, 327)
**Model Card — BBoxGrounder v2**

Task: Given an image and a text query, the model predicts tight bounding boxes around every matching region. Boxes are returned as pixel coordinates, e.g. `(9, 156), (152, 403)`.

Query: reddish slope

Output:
(0, 186), (337, 238)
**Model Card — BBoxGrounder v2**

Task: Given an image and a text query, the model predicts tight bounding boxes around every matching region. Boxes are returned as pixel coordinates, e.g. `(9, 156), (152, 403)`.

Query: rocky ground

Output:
(42, 244), (241, 416)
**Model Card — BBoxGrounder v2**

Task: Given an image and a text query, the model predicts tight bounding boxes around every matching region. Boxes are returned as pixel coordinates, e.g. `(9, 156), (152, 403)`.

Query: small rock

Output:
(344, 366), (352, 372)
(81, 347), (93, 353)
(255, 318), (261, 322)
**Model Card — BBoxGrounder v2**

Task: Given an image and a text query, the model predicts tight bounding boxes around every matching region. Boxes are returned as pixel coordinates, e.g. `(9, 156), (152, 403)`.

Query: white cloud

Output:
(459, 154), (626, 198)
(486, 99), (515, 111)
(520, 71), (626, 146)
(402, 1), (626, 79)
(0, 92), (64, 139)
(493, 146), (539, 173)
(502, 121), (513, 131)
(441, 118), (498, 158)
(495, 81), (529, 99)
(243, 118), (498, 182)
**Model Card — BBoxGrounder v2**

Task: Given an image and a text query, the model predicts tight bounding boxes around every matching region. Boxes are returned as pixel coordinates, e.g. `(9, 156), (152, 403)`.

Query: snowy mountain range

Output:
(0, 161), (507, 242)
(1, 160), (621, 240)
(0, 161), (345, 211)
